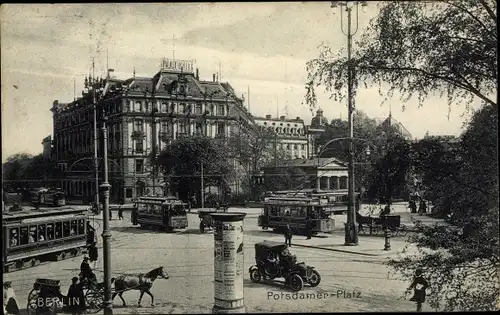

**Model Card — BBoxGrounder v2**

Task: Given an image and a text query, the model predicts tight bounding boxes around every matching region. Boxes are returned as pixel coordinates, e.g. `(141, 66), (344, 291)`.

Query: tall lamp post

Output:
(145, 87), (159, 196)
(330, 0), (368, 246)
(317, 136), (373, 246)
(100, 112), (113, 315)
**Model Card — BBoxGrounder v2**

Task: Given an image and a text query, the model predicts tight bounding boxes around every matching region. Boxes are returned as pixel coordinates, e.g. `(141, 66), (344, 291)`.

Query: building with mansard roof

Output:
(253, 114), (311, 159)
(51, 58), (256, 203)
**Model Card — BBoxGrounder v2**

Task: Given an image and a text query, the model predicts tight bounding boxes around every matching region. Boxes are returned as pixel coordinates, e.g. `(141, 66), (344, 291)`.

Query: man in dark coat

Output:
(80, 257), (93, 284)
(66, 277), (85, 314)
(284, 224), (292, 247)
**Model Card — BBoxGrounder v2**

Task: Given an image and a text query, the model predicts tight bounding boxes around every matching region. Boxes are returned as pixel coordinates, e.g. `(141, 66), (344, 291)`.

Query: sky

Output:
(1, 3), (482, 161)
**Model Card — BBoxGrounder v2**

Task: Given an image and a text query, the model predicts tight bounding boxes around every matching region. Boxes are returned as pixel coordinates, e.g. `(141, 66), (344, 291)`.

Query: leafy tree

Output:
(305, 1), (497, 112)
(366, 135), (412, 204)
(2, 153), (35, 181)
(388, 106), (499, 311)
(262, 167), (309, 192)
(155, 136), (235, 203)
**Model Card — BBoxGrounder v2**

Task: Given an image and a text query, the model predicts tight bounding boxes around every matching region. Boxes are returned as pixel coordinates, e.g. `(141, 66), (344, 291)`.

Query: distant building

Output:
(307, 108), (328, 157)
(51, 58), (255, 203)
(261, 157), (348, 190)
(253, 114), (310, 159)
(378, 112), (413, 140)
(41, 136), (52, 160)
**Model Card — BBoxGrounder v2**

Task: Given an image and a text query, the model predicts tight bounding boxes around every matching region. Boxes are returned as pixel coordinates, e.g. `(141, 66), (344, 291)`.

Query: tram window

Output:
(29, 226), (37, 243)
(78, 219), (85, 235)
(9, 228), (19, 247)
(63, 221), (70, 237)
(71, 220), (77, 235)
(20, 227), (29, 245)
(55, 222), (62, 239)
(38, 225), (46, 241)
(47, 224), (55, 240)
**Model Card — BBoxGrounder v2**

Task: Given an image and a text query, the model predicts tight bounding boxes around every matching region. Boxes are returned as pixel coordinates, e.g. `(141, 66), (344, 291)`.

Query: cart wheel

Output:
(85, 290), (104, 314)
(288, 274), (304, 291)
(27, 289), (39, 315)
(199, 222), (205, 234)
(308, 270), (321, 287)
(249, 268), (262, 283)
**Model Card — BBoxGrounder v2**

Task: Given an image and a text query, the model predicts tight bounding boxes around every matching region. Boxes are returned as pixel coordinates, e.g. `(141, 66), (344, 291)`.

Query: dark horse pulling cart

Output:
(357, 214), (408, 236)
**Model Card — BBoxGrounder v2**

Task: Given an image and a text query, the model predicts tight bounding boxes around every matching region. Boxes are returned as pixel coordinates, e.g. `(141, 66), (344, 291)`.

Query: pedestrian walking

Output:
(3, 281), (20, 315)
(118, 206), (124, 220)
(305, 217), (313, 240)
(409, 268), (429, 312)
(418, 199), (427, 216)
(284, 223), (292, 247)
(66, 277), (85, 315)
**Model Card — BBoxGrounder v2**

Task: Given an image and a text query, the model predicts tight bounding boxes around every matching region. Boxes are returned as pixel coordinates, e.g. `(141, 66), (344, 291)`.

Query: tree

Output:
(388, 106), (499, 311)
(262, 167), (309, 192)
(305, 1), (497, 112)
(155, 136), (235, 203)
(366, 135), (412, 204)
(2, 153), (34, 181)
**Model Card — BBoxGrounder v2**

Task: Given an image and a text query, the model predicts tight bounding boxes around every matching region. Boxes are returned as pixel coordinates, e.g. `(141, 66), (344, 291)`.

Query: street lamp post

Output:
(331, 0), (368, 246)
(146, 87), (159, 196)
(92, 83), (100, 214)
(317, 136), (373, 246)
(100, 114), (113, 315)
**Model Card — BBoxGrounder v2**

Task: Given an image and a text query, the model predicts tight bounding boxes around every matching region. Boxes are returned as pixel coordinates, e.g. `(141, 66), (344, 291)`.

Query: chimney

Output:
(265, 114), (272, 119)
(296, 117), (301, 120)
(280, 115), (286, 120)
(196, 68), (199, 80)
(213, 73), (216, 82)
(216, 74), (219, 82)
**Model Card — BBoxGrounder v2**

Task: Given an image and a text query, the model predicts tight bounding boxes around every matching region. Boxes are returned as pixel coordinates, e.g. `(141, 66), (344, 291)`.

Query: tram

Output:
(258, 195), (338, 235)
(2, 207), (95, 272)
(131, 196), (188, 231)
(30, 188), (66, 207)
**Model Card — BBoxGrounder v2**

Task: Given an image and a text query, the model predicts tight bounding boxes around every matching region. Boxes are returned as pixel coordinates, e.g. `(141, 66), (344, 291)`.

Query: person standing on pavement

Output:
(118, 205), (124, 220)
(3, 281), (20, 315)
(305, 217), (313, 240)
(409, 268), (429, 312)
(284, 223), (292, 247)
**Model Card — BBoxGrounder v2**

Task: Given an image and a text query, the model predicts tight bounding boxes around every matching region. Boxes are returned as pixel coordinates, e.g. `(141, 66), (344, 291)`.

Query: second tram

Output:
(132, 196), (188, 231)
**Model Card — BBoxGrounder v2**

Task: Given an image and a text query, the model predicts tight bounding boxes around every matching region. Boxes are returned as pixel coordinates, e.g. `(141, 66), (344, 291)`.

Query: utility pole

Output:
(100, 114), (113, 315)
(150, 87), (158, 196)
(92, 69), (100, 214)
(345, 3), (358, 246)
(201, 161), (205, 210)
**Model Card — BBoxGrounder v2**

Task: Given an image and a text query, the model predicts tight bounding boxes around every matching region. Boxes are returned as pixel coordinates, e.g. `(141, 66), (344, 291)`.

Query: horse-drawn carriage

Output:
(357, 214), (408, 236)
(198, 206), (228, 233)
(26, 278), (103, 315)
(249, 241), (321, 291)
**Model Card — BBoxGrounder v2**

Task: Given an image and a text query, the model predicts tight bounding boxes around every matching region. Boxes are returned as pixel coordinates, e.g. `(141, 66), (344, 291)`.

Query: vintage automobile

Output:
(248, 241), (321, 291)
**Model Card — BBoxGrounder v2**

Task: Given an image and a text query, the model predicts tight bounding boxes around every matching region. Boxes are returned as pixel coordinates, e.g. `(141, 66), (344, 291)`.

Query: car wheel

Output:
(250, 269), (262, 283)
(308, 269), (321, 287)
(288, 274), (304, 291)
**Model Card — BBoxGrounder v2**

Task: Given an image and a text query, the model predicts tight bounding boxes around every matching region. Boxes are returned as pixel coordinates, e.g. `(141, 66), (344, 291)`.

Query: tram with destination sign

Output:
(131, 196), (188, 231)
(2, 207), (96, 272)
(258, 196), (338, 235)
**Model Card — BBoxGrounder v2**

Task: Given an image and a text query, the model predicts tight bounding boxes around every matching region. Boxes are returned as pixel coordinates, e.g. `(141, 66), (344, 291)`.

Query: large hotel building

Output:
(51, 58), (324, 203)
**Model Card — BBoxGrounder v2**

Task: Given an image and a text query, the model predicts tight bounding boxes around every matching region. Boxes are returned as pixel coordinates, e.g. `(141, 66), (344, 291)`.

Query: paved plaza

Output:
(1, 204), (439, 314)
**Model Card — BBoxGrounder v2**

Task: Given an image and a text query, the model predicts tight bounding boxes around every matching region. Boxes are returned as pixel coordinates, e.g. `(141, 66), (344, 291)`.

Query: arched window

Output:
(134, 101), (142, 112)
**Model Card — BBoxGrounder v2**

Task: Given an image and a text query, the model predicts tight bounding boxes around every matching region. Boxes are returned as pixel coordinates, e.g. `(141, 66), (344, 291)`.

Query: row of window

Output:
(9, 219), (86, 247)
(277, 143), (307, 150)
(128, 101), (229, 116)
(266, 206), (328, 218)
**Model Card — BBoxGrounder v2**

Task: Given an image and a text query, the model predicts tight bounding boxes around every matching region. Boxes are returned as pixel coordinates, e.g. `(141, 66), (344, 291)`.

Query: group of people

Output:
(409, 198), (428, 215)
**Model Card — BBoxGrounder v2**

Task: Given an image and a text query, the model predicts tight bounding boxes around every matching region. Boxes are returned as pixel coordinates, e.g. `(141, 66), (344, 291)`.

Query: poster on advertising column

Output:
(214, 220), (244, 301)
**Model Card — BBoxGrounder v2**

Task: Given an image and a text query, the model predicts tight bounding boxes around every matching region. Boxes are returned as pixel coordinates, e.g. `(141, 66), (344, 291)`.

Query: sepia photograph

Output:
(1, 1), (498, 314)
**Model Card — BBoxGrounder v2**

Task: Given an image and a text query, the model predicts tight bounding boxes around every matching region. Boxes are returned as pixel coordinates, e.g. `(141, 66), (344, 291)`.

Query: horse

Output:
(111, 266), (169, 307)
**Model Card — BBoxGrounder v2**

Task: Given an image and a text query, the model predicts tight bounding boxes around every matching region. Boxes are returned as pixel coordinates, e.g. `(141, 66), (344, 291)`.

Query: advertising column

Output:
(211, 212), (247, 314)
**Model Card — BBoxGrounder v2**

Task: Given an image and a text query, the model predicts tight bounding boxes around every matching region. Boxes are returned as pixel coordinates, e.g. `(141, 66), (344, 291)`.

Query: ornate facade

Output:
(253, 114), (311, 159)
(51, 59), (255, 203)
